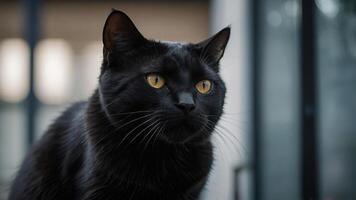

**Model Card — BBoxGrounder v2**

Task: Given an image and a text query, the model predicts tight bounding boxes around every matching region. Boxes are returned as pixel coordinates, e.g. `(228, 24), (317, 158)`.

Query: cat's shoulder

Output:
(33, 101), (88, 157)
(38, 101), (88, 144)
(54, 101), (87, 125)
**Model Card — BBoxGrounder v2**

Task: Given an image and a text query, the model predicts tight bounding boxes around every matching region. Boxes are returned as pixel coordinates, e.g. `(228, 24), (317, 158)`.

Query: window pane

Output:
(0, 105), (26, 199)
(316, 0), (356, 199)
(258, 0), (300, 199)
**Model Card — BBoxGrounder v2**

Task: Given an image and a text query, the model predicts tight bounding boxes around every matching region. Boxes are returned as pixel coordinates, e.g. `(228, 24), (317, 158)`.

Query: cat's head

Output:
(98, 10), (230, 144)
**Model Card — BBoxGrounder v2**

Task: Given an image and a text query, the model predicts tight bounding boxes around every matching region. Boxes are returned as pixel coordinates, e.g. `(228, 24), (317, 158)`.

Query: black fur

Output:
(9, 10), (230, 200)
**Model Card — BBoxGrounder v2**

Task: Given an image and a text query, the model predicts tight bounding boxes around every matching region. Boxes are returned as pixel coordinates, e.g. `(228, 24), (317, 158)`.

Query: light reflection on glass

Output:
(35, 39), (73, 105)
(0, 39), (29, 103)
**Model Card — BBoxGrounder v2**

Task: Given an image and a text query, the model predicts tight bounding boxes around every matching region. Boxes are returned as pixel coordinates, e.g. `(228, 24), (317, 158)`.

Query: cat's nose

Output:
(176, 92), (195, 113)
(176, 102), (195, 113)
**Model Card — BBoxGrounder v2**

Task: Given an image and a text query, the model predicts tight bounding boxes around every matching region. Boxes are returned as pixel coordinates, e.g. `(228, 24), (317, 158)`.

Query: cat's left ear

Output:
(196, 27), (230, 70)
(103, 9), (146, 51)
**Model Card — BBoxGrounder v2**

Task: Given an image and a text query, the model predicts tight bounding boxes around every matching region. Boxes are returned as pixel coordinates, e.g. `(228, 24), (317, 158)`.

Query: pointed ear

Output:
(103, 9), (146, 51)
(196, 27), (230, 68)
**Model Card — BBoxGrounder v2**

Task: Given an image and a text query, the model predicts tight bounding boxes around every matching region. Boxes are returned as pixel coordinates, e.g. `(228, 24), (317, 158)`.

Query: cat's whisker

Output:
(108, 111), (162, 129)
(214, 131), (246, 160)
(112, 112), (158, 132)
(202, 113), (249, 124)
(119, 114), (162, 148)
(200, 113), (249, 134)
(198, 121), (229, 165)
(202, 113), (251, 126)
(125, 117), (162, 147)
(220, 113), (250, 122)
(152, 122), (166, 147)
(216, 129), (245, 159)
(189, 117), (224, 156)
(218, 118), (249, 133)
(200, 118), (239, 157)
(161, 114), (244, 156)
(215, 123), (247, 153)
(139, 120), (161, 144)
(100, 96), (121, 110)
(94, 112), (158, 146)
(207, 119), (246, 153)
(212, 132), (242, 161)
(142, 121), (162, 152)
(110, 110), (162, 117)
(196, 114), (246, 159)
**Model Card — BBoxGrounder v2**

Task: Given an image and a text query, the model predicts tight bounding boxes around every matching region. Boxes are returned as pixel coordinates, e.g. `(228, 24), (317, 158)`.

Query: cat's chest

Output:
(92, 144), (213, 193)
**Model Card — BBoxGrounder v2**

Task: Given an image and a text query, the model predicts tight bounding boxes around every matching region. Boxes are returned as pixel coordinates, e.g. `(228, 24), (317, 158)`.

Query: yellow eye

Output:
(195, 80), (212, 94)
(146, 73), (165, 89)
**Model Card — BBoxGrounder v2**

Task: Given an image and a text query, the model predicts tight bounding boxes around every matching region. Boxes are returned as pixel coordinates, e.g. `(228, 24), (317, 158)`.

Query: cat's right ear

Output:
(102, 9), (146, 52)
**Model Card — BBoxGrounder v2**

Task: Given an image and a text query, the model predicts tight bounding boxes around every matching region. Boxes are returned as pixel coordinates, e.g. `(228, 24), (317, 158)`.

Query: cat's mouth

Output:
(160, 113), (209, 143)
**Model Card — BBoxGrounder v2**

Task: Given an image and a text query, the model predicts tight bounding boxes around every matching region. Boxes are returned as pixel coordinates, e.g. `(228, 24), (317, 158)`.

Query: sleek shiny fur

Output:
(9, 10), (230, 200)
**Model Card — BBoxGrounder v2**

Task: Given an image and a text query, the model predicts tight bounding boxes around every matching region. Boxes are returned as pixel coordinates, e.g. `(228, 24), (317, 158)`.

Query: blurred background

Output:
(0, 0), (355, 200)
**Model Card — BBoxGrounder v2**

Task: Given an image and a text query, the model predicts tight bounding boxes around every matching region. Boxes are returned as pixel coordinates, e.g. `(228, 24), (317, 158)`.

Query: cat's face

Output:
(98, 10), (230, 144)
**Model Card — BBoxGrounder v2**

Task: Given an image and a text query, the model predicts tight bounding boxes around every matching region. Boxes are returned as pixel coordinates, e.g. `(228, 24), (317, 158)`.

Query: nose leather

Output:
(176, 92), (195, 113)
(178, 92), (194, 105)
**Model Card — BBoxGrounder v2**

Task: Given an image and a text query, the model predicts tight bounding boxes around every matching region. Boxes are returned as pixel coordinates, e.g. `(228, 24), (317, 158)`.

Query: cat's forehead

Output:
(160, 40), (187, 47)
(157, 45), (215, 81)
(160, 40), (191, 55)
(161, 44), (200, 71)
(141, 40), (213, 78)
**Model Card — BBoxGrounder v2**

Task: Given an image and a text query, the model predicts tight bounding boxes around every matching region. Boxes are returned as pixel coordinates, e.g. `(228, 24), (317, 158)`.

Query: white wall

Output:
(201, 0), (249, 199)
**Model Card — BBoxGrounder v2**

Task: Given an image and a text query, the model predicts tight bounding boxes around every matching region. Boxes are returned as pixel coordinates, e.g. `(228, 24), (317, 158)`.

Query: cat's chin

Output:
(160, 119), (209, 144)
(159, 133), (199, 144)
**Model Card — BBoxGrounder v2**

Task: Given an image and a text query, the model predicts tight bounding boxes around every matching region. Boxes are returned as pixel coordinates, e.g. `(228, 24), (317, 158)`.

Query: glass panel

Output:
(258, 0), (300, 199)
(316, 0), (356, 199)
(0, 105), (26, 199)
(0, 2), (26, 199)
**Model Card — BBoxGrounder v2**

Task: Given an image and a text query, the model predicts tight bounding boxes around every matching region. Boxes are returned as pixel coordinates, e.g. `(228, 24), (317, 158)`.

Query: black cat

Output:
(9, 10), (230, 200)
